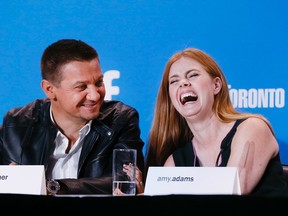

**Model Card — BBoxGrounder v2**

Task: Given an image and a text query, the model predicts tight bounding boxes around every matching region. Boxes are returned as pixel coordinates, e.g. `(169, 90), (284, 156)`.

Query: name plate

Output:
(0, 165), (46, 195)
(144, 166), (241, 196)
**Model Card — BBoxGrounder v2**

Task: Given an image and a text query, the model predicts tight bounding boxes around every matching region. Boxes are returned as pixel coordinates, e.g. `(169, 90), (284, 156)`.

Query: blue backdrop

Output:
(0, 0), (287, 163)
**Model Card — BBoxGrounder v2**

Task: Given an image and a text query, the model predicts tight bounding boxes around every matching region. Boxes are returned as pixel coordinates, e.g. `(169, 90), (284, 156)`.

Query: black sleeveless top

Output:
(172, 119), (288, 197)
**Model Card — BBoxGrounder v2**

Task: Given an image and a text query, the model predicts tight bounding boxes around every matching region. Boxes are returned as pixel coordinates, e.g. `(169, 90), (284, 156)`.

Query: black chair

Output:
(282, 164), (288, 184)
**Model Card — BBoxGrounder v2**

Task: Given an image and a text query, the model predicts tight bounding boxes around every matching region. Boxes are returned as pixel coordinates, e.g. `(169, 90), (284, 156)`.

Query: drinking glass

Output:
(112, 149), (137, 196)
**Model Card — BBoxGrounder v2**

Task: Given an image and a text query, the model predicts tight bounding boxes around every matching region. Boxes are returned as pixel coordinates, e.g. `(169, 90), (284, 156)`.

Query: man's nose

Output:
(87, 86), (101, 100)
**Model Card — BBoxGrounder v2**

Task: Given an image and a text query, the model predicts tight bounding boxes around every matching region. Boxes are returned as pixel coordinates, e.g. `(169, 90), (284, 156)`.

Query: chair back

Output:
(283, 165), (288, 184)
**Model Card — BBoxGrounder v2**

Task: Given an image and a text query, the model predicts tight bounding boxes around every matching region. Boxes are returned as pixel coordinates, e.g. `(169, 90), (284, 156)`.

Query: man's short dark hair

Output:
(40, 39), (99, 85)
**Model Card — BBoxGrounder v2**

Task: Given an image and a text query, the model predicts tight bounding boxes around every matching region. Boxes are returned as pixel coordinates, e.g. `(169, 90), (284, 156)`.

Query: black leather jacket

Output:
(0, 98), (145, 194)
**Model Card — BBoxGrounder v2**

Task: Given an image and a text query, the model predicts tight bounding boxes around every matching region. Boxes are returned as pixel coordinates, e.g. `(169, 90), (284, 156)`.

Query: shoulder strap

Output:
(220, 118), (247, 150)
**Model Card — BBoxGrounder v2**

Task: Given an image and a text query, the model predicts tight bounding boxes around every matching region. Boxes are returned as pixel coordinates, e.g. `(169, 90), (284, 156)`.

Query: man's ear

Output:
(41, 80), (56, 99)
(214, 77), (222, 95)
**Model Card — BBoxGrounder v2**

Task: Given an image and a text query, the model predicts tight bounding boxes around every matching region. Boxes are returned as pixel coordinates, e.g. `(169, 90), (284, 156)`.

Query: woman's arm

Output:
(228, 117), (279, 194)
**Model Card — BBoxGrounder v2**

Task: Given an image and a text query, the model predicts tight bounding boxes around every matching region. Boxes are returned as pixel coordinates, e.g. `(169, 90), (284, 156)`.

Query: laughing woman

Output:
(145, 48), (288, 197)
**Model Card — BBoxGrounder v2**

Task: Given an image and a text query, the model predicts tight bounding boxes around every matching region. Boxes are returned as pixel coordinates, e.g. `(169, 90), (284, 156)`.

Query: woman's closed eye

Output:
(169, 79), (179, 85)
(187, 71), (199, 80)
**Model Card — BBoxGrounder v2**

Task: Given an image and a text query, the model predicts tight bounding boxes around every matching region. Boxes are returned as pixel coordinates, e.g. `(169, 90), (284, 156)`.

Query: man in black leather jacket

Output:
(0, 39), (145, 195)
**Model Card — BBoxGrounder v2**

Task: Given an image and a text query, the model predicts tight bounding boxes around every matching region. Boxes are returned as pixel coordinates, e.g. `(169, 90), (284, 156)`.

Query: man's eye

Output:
(76, 85), (86, 90)
(96, 79), (104, 87)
